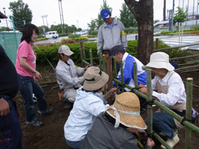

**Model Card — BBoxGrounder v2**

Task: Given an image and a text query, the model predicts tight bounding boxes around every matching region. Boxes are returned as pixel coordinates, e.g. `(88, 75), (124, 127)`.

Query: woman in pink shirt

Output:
(16, 24), (54, 127)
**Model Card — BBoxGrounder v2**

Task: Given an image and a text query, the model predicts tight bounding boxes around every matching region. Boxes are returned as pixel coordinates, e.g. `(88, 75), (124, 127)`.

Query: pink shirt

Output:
(16, 40), (36, 78)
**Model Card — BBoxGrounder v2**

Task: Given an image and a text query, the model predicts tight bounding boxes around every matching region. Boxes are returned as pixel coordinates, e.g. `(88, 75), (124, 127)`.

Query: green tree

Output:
(9, 0), (33, 31)
(173, 7), (187, 26)
(120, 3), (137, 28)
(88, 19), (97, 31)
(154, 20), (160, 24)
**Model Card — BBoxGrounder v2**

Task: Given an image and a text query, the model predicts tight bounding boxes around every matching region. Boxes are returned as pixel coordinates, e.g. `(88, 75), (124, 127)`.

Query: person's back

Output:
(81, 113), (140, 149)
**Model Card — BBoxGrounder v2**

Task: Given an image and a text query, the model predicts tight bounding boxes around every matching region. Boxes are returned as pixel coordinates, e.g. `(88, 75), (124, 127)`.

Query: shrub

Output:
(190, 25), (199, 31)
(90, 31), (98, 35)
(59, 33), (71, 37)
(68, 34), (81, 38)
(61, 38), (76, 43)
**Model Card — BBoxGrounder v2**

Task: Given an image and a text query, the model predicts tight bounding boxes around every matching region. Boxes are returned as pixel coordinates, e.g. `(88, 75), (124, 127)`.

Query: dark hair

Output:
(21, 23), (39, 43)
(117, 50), (125, 55)
(82, 87), (103, 93)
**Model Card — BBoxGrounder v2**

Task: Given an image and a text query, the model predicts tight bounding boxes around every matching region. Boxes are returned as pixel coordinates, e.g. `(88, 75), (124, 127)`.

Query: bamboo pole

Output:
(99, 54), (102, 70)
(176, 64), (199, 71)
(185, 78), (193, 149)
(133, 61), (138, 88)
(82, 60), (90, 65)
(89, 49), (93, 66)
(113, 57), (118, 88)
(153, 133), (173, 149)
(120, 60), (124, 92)
(146, 68), (153, 138)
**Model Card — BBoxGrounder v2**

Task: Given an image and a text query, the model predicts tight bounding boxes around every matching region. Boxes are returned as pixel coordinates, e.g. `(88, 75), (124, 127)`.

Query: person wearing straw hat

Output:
(81, 92), (155, 149)
(55, 45), (90, 109)
(138, 52), (186, 149)
(64, 66), (117, 149)
(110, 45), (147, 113)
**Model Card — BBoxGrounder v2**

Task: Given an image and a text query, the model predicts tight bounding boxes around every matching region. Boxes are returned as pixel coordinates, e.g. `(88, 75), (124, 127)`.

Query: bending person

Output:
(81, 92), (155, 149)
(64, 66), (117, 149)
(139, 52), (186, 149)
(55, 45), (89, 108)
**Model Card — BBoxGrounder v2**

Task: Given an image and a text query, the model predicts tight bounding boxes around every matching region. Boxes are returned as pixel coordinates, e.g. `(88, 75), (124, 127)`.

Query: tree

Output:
(120, 3), (137, 28)
(9, 0), (33, 31)
(87, 19), (97, 31)
(154, 20), (160, 24)
(173, 7), (187, 26)
(124, 0), (153, 64)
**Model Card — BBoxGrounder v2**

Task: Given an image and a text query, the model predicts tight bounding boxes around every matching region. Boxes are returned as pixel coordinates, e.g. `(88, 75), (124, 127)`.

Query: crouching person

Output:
(64, 66), (117, 149)
(81, 92), (155, 149)
(55, 45), (89, 109)
(139, 52), (186, 149)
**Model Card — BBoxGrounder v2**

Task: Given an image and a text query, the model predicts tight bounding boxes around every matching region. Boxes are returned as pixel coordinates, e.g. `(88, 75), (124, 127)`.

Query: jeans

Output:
(65, 138), (84, 149)
(17, 74), (48, 123)
(0, 95), (22, 149)
(145, 112), (177, 139)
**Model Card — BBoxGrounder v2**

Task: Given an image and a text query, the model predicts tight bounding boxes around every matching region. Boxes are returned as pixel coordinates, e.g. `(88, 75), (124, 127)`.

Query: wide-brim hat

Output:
(106, 92), (147, 129)
(83, 66), (109, 91)
(146, 52), (174, 71)
(58, 45), (74, 56)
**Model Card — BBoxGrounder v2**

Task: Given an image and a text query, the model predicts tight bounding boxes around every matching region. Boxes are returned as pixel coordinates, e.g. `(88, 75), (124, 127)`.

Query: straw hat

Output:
(106, 92), (147, 129)
(146, 52), (174, 71)
(83, 66), (109, 91)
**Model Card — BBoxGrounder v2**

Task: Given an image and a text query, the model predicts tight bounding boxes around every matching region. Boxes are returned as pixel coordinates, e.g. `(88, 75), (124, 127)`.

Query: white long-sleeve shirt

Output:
(152, 71), (186, 107)
(55, 59), (85, 90)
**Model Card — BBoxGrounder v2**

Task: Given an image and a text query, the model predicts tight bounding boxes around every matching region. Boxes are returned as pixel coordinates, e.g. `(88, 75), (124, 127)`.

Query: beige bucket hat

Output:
(83, 66), (109, 91)
(146, 52), (174, 71)
(106, 92), (147, 129)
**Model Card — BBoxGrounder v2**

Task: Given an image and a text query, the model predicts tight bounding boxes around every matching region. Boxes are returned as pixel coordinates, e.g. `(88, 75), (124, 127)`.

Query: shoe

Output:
(40, 108), (54, 117)
(63, 100), (73, 109)
(158, 132), (166, 137)
(29, 120), (44, 127)
(160, 132), (180, 149)
(33, 94), (37, 103)
(58, 89), (63, 101)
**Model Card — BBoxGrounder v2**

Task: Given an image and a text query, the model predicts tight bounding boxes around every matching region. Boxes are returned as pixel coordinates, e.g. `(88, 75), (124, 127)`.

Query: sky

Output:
(0, 0), (195, 30)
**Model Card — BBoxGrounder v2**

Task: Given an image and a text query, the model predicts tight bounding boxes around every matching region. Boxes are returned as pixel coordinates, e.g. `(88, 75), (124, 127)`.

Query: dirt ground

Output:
(16, 61), (199, 149)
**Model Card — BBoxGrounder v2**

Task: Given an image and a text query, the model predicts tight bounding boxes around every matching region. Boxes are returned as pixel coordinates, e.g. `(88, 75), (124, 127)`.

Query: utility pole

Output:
(58, 0), (65, 33)
(41, 15), (47, 37)
(3, 7), (8, 29)
(163, 0), (166, 21)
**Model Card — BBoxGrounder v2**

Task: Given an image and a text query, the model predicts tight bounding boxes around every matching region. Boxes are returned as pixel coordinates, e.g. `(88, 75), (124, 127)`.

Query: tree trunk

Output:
(124, 0), (154, 64)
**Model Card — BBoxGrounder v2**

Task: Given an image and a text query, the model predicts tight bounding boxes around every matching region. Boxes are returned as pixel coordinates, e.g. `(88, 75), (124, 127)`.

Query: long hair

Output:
(21, 23), (39, 43)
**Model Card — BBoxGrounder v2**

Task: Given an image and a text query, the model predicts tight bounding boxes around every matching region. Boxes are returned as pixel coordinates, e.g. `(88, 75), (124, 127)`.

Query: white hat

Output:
(58, 45), (74, 56)
(146, 52), (174, 71)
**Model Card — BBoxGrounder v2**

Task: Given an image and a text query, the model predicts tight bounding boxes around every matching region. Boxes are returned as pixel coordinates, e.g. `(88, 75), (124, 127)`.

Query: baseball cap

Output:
(58, 45), (74, 56)
(100, 9), (110, 20)
(110, 45), (124, 57)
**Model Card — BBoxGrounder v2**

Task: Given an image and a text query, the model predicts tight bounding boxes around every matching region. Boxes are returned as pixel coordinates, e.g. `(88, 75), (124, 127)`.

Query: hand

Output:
(139, 87), (148, 95)
(35, 71), (42, 80)
(0, 98), (10, 116)
(138, 84), (146, 88)
(104, 88), (117, 101)
(126, 128), (147, 140)
(147, 138), (155, 147)
(84, 65), (90, 71)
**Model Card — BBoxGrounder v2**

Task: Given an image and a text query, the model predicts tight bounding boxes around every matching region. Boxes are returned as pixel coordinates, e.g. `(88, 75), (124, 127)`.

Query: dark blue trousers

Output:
(0, 95), (22, 149)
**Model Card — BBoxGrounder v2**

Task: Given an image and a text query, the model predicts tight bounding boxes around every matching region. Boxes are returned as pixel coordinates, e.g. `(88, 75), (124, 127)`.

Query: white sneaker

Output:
(33, 94), (37, 103)
(161, 133), (180, 149)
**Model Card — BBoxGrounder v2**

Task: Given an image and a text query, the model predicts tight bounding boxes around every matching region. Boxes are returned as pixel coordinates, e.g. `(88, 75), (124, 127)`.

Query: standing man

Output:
(0, 45), (22, 149)
(55, 45), (89, 109)
(97, 9), (127, 54)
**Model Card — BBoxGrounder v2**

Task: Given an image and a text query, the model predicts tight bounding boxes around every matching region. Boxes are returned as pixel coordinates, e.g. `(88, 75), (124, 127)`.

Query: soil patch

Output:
(17, 62), (199, 149)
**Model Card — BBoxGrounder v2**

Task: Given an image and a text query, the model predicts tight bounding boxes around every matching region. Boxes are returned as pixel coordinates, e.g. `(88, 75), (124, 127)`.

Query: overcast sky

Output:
(0, 0), (188, 30)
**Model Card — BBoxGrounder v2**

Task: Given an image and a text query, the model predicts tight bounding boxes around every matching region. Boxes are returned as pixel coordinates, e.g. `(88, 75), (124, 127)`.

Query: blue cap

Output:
(100, 9), (110, 20)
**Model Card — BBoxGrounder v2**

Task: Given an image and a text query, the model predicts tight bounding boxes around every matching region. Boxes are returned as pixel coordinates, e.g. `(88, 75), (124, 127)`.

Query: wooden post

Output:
(102, 51), (113, 92)
(156, 38), (159, 49)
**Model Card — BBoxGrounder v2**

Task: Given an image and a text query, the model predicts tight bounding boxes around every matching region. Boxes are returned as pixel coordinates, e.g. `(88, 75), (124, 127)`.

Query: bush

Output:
(61, 38), (76, 43)
(89, 31), (98, 35)
(59, 33), (71, 37)
(68, 34), (81, 38)
(124, 28), (138, 33)
(190, 25), (199, 31)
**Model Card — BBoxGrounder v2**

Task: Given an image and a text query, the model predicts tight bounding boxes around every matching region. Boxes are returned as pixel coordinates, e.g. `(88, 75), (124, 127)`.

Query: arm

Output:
(0, 98), (10, 116)
(97, 27), (104, 54)
(103, 88), (117, 101)
(56, 69), (84, 86)
(119, 22), (127, 49)
(20, 57), (42, 80)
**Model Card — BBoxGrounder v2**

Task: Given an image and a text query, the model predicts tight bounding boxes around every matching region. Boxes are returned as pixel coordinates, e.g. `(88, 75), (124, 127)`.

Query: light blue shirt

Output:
(64, 87), (108, 141)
